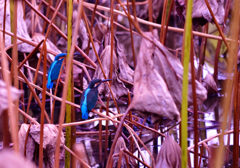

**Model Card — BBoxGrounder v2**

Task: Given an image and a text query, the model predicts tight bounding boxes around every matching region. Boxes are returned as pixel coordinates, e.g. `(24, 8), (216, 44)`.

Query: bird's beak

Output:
(102, 79), (112, 82)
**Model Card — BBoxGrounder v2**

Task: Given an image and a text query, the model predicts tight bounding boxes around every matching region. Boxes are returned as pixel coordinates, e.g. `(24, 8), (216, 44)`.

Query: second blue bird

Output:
(80, 79), (111, 119)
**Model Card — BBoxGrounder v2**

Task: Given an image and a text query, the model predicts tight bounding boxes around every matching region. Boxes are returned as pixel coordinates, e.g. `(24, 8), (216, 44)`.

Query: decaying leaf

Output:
(155, 136), (181, 168)
(32, 33), (61, 62)
(129, 33), (180, 123)
(0, 150), (36, 168)
(0, 0), (34, 52)
(73, 143), (90, 167)
(112, 136), (137, 168)
(92, 22), (108, 42)
(0, 80), (23, 116)
(19, 124), (65, 168)
(176, 0), (225, 26)
(93, 45), (132, 99)
(57, 10), (88, 52)
(202, 73), (218, 93)
(152, 33), (207, 110)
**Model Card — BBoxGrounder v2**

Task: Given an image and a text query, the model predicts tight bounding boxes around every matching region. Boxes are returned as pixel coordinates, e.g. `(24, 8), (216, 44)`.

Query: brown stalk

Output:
(197, 24), (208, 81)
(0, 28), (18, 153)
(233, 72), (240, 168)
(99, 107), (103, 167)
(213, 0), (231, 82)
(117, 149), (124, 168)
(110, 0), (114, 85)
(18, 40), (44, 70)
(204, 0), (230, 51)
(214, 0), (239, 166)
(148, 0), (153, 32)
(39, 41), (48, 168)
(2, 110), (9, 148)
(123, 153), (130, 168)
(41, 0), (52, 34)
(105, 96), (110, 162)
(85, 0), (99, 55)
(162, 0), (174, 44)
(160, 0), (168, 42)
(24, 124), (32, 157)
(126, 0), (136, 68)
(54, 1), (83, 167)
(20, 79), (27, 123)
(127, 91), (133, 153)
(11, 0), (19, 146)
(75, 131), (107, 135)
(191, 35), (199, 168)
(198, 145), (204, 168)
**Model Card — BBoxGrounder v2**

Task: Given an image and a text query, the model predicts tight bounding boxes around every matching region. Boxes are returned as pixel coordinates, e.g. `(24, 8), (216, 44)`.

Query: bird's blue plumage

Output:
(47, 53), (66, 89)
(81, 88), (91, 119)
(80, 78), (111, 119)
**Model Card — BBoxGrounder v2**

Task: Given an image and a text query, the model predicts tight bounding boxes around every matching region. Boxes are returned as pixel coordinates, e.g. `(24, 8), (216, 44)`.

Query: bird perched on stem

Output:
(80, 79), (111, 119)
(47, 52), (81, 89)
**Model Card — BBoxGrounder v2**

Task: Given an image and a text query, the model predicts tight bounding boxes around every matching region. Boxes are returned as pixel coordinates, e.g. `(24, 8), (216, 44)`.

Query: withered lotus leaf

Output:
(0, 0), (34, 52)
(176, 0), (224, 26)
(19, 124), (65, 168)
(156, 136), (181, 168)
(129, 34), (180, 122)
(93, 45), (132, 99)
(152, 34), (207, 110)
(0, 80), (23, 116)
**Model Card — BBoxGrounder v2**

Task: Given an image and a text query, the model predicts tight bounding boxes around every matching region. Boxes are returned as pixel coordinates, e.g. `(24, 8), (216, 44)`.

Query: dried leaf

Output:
(0, 150), (36, 168)
(0, 0), (34, 52)
(57, 11), (88, 52)
(93, 45), (130, 99)
(202, 73), (218, 93)
(151, 33), (207, 110)
(176, 0), (225, 26)
(19, 124), (65, 168)
(32, 33), (61, 62)
(116, 38), (134, 83)
(112, 136), (137, 168)
(129, 33), (180, 123)
(155, 136), (181, 168)
(92, 22), (108, 42)
(0, 80), (23, 116)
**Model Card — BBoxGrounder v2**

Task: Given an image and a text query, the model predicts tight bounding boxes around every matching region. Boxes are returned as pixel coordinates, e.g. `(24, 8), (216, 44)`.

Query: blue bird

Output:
(47, 52), (81, 89)
(47, 53), (67, 89)
(80, 79), (111, 119)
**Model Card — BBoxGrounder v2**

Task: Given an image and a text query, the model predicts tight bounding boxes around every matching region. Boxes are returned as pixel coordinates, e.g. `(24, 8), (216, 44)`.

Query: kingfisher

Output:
(80, 78), (111, 119)
(47, 52), (81, 89)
